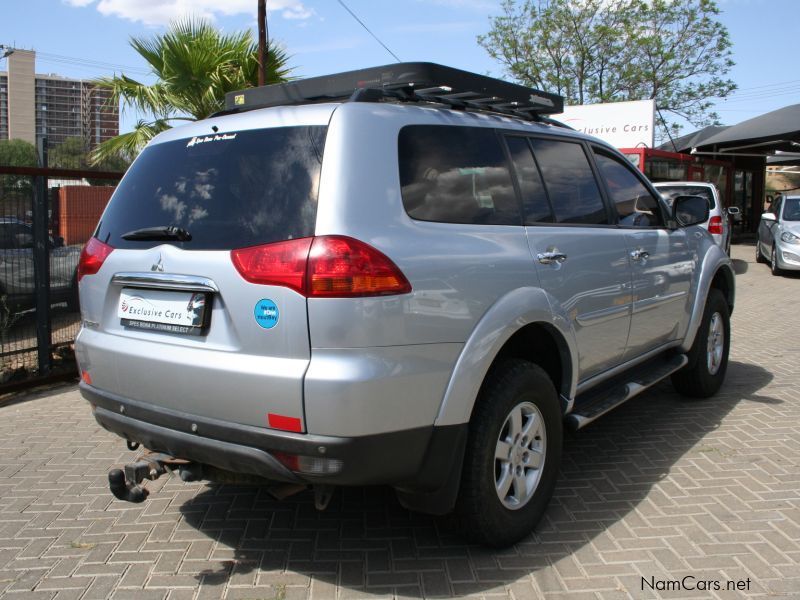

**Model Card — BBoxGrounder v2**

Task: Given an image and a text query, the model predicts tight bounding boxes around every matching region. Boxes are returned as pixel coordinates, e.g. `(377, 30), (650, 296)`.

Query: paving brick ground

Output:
(0, 243), (798, 599)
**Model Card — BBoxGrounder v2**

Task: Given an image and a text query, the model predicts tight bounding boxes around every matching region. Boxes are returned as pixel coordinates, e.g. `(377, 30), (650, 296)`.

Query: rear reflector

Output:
(232, 235), (411, 298)
(81, 371), (92, 385)
(77, 238), (114, 282)
(708, 216), (723, 235)
(267, 413), (303, 432)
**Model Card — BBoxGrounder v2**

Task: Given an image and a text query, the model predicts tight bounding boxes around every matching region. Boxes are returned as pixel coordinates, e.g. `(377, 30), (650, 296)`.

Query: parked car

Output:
(653, 181), (739, 255)
(0, 217), (80, 325)
(75, 63), (735, 547)
(756, 194), (800, 275)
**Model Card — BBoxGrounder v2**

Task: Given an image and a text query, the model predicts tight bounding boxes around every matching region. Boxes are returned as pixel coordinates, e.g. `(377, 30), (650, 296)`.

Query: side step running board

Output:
(566, 353), (688, 431)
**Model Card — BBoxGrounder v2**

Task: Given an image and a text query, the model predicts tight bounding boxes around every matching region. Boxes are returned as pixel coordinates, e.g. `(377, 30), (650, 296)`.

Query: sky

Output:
(1, 0), (798, 136)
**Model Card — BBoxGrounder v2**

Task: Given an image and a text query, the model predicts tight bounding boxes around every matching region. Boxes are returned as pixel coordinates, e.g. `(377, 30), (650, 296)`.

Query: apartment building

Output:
(0, 49), (118, 151)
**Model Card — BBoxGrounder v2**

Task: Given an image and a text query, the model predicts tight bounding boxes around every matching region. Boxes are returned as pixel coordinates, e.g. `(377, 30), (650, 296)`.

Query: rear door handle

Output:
(630, 248), (650, 261)
(537, 251), (568, 265)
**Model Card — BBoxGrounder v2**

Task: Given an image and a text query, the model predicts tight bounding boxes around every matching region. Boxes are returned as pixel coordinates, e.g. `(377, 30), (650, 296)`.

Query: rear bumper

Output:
(81, 382), (466, 489)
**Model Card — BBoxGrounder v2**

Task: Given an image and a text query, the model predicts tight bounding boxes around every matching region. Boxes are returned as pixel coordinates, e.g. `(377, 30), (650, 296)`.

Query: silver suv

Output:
(76, 63), (735, 547)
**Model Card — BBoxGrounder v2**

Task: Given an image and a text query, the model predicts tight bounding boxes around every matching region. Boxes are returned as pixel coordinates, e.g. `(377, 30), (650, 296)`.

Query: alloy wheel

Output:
(494, 401), (546, 510)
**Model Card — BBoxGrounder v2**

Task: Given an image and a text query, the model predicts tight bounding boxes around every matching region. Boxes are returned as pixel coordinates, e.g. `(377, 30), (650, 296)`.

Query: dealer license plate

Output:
(118, 288), (210, 336)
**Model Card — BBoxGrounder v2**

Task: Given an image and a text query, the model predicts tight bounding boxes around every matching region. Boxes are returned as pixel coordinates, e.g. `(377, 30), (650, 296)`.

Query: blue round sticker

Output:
(254, 299), (279, 329)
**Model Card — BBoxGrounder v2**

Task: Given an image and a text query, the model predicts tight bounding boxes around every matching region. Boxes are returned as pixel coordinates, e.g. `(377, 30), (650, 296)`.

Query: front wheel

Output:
(671, 288), (730, 398)
(755, 242), (766, 264)
(454, 360), (562, 547)
(771, 245), (782, 276)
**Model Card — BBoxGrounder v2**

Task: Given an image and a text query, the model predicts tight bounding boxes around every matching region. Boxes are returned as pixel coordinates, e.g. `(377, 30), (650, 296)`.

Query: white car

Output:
(756, 194), (800, 275)
(653, 182), (739, 255)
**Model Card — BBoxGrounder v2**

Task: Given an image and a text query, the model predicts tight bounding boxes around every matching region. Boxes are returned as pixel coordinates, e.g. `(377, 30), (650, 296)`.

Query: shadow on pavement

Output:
(179, 360), (776, 597)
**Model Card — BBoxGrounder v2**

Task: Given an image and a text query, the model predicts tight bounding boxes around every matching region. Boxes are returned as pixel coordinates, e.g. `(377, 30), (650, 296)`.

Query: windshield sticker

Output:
(254, 299), (279, 329)
(186, 133), (237, 148)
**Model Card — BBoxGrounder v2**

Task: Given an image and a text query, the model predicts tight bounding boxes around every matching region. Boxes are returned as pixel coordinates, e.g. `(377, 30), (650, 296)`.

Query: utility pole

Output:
(258, 0), (268, 86)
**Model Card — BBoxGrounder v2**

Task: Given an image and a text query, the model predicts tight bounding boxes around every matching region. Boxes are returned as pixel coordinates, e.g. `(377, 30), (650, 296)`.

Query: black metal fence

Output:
(0, 164), (123, 391)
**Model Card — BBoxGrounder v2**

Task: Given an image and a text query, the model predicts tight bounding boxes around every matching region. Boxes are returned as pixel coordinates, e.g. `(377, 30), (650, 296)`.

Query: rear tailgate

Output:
(77, 111), (331, 432)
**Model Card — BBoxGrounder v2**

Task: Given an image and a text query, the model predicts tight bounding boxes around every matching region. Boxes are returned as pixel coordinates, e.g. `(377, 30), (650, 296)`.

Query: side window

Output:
(505, 136), (553, 224)
(398, 126), (521, 225)
(593, 150), (664, 227)
(528, 139), (608, 225)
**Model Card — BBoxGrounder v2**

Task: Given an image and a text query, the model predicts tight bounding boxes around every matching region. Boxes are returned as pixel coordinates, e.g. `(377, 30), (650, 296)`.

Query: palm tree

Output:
(90, 18), (292, 164)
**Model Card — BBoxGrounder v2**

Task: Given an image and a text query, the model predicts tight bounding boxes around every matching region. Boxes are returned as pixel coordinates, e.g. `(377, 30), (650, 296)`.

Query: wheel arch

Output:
(680, 248), (736, 353)
(434, 287), (577, 428)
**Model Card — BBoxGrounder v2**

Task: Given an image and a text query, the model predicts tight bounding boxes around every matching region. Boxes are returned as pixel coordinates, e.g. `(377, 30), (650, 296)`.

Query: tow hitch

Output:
(108, 452), (192, 503)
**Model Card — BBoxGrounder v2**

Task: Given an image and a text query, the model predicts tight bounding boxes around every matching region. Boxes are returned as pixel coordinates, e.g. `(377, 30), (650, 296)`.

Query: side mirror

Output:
(761, 212), (776, 222)
(672, 195), (709, 227)
(52, 236), (65, 248)
(727, 206), (742, 222)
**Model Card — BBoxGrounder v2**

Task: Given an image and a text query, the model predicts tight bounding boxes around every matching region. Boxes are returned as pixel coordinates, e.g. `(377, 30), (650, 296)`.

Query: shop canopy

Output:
(658, 125), (728, 153)
(693, 104), (800, 156)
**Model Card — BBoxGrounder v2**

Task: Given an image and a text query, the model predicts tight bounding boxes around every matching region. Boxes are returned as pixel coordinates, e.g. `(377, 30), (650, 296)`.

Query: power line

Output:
(335, 0), (400, 63)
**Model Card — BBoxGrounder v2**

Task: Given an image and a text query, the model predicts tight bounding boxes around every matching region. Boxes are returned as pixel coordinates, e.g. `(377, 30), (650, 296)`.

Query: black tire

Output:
(453, 359), (562, 547)
(770, 245), (782, 276)
(671, 288), (730, 398)
(755, 242), (766, 264)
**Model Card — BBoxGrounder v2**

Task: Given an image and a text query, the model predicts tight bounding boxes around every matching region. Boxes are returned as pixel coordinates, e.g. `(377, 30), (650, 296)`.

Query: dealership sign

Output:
(553, 99), (655, 148)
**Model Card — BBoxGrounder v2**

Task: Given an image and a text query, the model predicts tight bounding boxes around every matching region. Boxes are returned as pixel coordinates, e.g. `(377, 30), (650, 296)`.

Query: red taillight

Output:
(77, 238), (114, 282)
(231, 237), (313, 294)
(231, 236), (411, 298)
(308, 236), (412, 297)
(708, 216), (723, 235)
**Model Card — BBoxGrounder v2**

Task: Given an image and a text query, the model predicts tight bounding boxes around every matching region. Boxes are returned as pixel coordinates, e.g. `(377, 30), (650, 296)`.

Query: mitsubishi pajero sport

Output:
(76, 63), (735, 547)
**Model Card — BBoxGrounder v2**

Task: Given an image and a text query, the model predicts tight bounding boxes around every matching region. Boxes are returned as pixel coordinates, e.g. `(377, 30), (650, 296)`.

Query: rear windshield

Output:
(95, 126), (327, 250)
(656, 185), (716, 210)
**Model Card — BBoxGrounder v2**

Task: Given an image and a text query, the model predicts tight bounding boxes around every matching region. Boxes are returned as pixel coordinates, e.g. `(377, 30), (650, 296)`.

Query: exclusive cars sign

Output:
(553, 99), (655, 148)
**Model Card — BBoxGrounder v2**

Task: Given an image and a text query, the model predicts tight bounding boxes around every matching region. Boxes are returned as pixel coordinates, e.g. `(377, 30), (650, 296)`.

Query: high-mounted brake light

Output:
(231, 236), (412, 298)
(708, 216), (723, 235)
(77, 238), (114, 282)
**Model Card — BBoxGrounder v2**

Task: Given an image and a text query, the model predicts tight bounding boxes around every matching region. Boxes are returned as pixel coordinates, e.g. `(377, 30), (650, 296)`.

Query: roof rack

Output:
(222, 62), (565, 123)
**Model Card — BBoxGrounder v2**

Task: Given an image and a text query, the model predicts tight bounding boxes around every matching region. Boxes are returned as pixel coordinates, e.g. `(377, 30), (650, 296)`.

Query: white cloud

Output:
(65, 0), (315, 27)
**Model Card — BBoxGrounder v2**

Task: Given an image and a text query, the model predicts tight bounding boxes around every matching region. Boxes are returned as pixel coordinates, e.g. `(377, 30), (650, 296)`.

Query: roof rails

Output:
(222, 62), (565, 123)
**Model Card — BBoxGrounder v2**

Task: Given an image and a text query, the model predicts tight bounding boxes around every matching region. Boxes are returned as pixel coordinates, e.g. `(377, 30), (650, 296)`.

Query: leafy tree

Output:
(0, 139), (38, 204)
(478, 0), (736, 138)
(50, 137), (130, 173)
(91, 18), (293, 164)
(0, 139), (38, 168)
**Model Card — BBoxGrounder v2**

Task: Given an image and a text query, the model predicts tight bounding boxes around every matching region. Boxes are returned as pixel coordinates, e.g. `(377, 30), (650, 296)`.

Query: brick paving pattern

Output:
(0, 243), (798, 599)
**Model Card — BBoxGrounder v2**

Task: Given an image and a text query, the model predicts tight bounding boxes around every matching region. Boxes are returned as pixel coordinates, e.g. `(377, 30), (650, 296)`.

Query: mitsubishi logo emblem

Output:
(151, 254), (165, 272)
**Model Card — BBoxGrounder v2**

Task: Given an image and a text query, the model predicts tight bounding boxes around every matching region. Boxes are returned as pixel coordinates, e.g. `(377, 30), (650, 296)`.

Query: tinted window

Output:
(783, 197), (800, 221)
(505, 136), (553, 224)
(529, 139), (608, 225)
(399, 126), (520, 225)
(0, 223), (32, 249)
(95, 126), (327, 250)
(594, 151), (664, 227)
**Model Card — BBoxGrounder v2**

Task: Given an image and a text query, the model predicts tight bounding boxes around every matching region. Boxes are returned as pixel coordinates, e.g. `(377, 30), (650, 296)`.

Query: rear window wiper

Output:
(121, 225), (192, 242)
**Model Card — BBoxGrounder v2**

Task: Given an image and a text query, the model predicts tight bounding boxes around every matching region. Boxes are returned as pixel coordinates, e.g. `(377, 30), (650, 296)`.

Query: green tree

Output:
(478, 0), (735, 138)
(50, 137), (130, 173)
(91, 18), (292, 164)
(0, 139), (38, 204)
